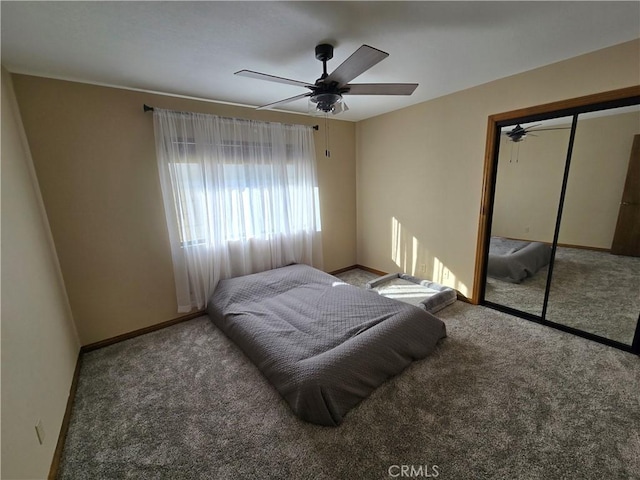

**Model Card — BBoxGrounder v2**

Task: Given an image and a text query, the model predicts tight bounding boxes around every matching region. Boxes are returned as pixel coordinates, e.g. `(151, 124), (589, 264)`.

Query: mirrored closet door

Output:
(484, 115), (573, 316)
(476, 87), (640, 354)
(545, 106), (640, 346)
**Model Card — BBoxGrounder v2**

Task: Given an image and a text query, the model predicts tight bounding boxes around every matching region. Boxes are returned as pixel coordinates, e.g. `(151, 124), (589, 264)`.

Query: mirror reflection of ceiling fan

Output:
(503, 123), (572, 163)
(504, 123), (571, 142)
(235, 43), (418, 115)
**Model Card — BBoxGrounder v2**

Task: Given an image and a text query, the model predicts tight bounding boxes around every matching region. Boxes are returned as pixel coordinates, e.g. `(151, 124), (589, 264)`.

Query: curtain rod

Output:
(143, 104), (319, 131)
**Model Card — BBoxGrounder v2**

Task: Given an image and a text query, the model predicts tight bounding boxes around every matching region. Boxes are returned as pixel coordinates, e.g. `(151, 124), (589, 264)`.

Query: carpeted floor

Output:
(332, 268), (379, 288)
(58, 270), (640, 480)
(485, 247), (640, 345)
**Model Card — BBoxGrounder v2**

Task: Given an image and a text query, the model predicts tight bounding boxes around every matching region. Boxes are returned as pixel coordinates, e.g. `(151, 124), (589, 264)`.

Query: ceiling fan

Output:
(235, 43), (418, 115)
(504, 123), (571, 142)
(503, 122), (572, 163)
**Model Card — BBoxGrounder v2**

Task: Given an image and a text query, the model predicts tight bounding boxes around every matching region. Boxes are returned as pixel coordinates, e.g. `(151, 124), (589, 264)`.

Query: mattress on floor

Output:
(207, 264), (446, 426)
(487, 236), (552, 283)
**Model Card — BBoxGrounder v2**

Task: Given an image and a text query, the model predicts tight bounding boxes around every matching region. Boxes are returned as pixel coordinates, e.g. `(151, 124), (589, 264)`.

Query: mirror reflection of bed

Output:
(484, 104), (640, 347)
(486, 243), (640, 344)
(485, 237), (552, 317)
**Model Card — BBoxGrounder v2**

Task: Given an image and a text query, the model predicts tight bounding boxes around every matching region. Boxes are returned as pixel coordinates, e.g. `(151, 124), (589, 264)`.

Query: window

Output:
(154, 109), (323, 311)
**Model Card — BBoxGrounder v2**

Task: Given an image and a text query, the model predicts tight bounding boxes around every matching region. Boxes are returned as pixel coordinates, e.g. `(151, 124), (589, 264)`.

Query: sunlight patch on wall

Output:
(392, 216), (425, 276)
(391, 216), (468, 296)
(412, 236), (419, 276)
(433, 256), (469, 296)
(432, 256), (445, 284)
(392, 216), (420, 274)
(391, 216), (405, 271)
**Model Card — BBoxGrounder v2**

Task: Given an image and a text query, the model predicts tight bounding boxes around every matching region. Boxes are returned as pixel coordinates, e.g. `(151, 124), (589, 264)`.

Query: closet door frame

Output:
(473, 85), (640, 354)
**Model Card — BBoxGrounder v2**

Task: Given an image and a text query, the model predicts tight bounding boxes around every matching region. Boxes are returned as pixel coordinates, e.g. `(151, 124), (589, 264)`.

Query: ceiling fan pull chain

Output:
(325, 114), (331, 157)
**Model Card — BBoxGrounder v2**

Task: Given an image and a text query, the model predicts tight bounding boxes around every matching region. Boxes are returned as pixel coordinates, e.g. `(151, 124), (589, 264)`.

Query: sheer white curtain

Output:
(153, 108), (323, 312)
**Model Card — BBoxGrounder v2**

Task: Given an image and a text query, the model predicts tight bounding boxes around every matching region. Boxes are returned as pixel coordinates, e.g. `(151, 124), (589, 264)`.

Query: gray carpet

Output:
(58, 270), (640, 480)
(485, 247), (640, 345)
(333, 268), (379, 288)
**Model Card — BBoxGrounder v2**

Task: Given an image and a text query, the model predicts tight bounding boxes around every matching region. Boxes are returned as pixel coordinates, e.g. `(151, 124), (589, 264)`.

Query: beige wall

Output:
(493, 111), (639, 248)
(492, 125), (572, 243)
(356, 39), (640, 299)
(1, 67), (81, 479)
(12, 76), (356, 345)
(561, 111), (639, 247)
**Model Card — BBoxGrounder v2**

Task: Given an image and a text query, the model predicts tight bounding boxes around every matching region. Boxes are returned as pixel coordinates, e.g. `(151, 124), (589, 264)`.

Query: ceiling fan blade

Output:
(324, 45), (389, 86)
(344, 83), (418, 95)
(235, 70), (313, 88)
(256, 92), (311, 110)
(527, 126), (571, 132)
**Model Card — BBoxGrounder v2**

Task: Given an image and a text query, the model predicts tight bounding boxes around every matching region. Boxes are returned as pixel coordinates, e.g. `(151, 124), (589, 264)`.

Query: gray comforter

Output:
(488, 237), (552, 283)
(207, 264), (446, 426)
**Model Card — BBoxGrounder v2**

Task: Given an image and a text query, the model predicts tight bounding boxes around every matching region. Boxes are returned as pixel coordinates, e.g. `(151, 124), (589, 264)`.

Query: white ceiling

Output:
(2, 1), (639, 122)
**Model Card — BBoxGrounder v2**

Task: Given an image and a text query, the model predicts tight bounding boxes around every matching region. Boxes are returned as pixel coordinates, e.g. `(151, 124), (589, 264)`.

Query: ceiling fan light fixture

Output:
(308, 96), (349, 116)
(506, 124), (528, 143)
(331, 100), (349, 115)
(311, 92), (343, 112)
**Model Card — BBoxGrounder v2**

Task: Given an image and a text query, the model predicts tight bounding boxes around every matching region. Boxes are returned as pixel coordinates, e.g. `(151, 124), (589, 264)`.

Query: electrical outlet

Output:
(35, 420), (45, 445)
(420, 264), (426, 273)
